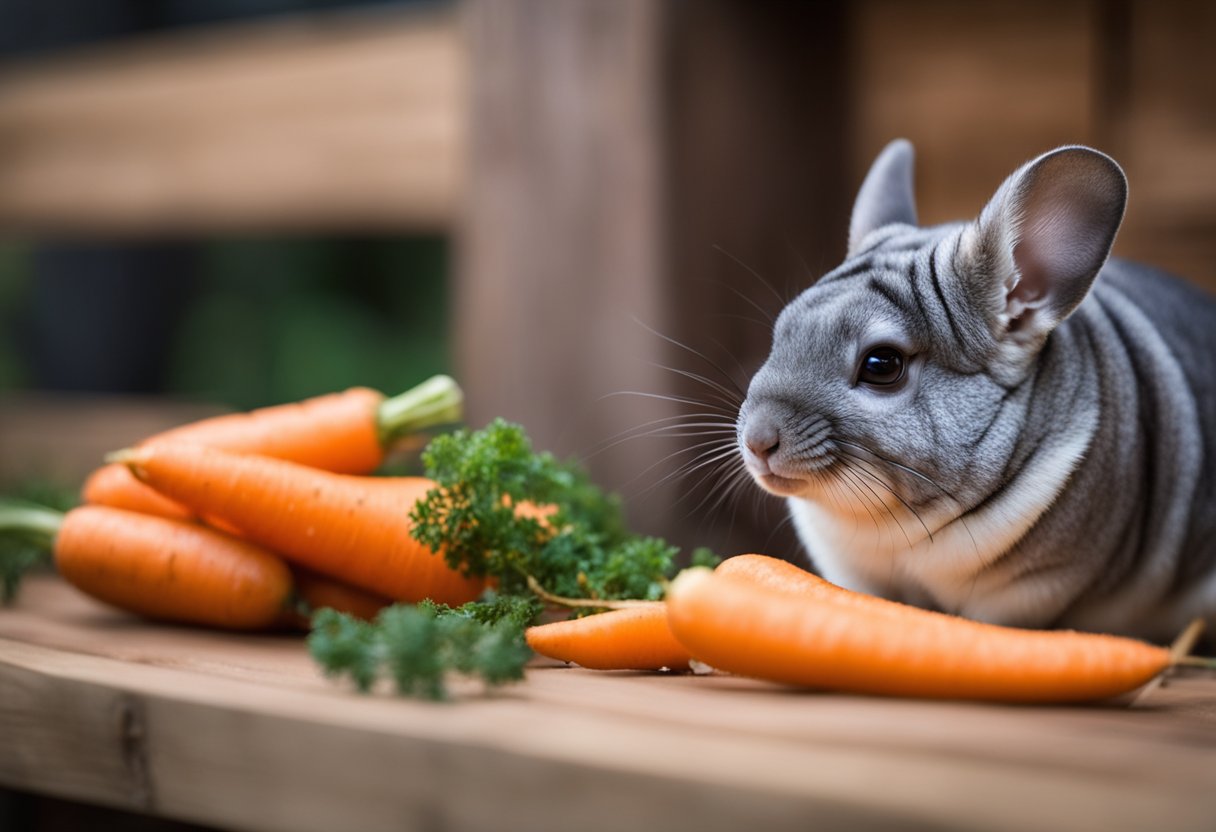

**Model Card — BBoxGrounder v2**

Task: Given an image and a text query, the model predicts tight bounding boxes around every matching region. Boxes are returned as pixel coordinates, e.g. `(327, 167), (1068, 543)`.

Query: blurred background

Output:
(0, 0), (1213, 562)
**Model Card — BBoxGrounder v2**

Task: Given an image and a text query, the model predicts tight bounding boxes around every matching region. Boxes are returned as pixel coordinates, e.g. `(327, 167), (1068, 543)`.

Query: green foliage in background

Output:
(168, 237), (450, 410)
(0, 236), (450, 407)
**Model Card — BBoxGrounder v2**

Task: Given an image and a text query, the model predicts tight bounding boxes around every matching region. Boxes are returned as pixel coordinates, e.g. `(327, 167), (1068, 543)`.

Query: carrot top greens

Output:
(0, 501), (65, 603)
(308, 418), (718, 699)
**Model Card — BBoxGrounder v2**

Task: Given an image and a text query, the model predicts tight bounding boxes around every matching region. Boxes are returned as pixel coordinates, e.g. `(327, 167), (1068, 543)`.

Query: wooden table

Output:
(2, 574), (1215, 832)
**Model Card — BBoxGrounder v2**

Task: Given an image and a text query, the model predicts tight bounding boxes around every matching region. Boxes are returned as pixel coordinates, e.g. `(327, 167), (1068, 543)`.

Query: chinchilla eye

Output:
(858, 346), (905, 386)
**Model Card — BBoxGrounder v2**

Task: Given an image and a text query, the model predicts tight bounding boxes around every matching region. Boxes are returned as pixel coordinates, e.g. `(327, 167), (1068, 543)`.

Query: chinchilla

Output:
(737, 140), (1216, 642)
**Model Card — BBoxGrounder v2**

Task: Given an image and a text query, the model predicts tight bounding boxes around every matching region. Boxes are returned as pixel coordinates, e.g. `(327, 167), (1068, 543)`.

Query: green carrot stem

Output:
(525, 574), (656, 611)
(0, 501), (62, 603)
(0, 501), (63, 548)
(376, 375), (464, 447)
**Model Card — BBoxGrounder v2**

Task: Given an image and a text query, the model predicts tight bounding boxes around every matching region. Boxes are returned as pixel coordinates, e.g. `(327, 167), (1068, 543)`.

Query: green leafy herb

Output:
(308, 603), (531, 701)
(409, 418), (704, 606)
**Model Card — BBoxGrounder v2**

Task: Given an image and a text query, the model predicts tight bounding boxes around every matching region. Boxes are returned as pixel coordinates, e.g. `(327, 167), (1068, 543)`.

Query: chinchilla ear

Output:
(848, 139), (919, 256)
(961, 146), (1127, 350)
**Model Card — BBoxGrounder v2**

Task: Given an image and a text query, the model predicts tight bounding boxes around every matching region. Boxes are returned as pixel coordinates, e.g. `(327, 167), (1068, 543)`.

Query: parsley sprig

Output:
(308, 594), (536, 701)
(410, 417), (705, 604)
(309, 418), (718, 700)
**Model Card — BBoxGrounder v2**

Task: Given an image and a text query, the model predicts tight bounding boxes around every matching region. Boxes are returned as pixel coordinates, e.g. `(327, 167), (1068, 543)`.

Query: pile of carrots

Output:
(526, 555), (1191, 703)
(31, 376), (480, 630)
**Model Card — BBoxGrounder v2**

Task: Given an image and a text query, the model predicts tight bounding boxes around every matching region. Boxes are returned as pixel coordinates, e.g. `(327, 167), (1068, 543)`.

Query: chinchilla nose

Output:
(742, 414), (781, 462)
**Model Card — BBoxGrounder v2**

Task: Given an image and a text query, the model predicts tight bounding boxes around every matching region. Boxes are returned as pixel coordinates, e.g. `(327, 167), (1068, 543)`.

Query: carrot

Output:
(291, 567), (393, 623)
(665, 566), (1173, 702)
(715, 554), (888, 608)
(117, 442), (484, 606)
(84, 375), (462, 520)
(519, 556), (811, 672)
(82, 463), (194, 520)
(525, 604), (692, 671)
(12, 504), (293, 630)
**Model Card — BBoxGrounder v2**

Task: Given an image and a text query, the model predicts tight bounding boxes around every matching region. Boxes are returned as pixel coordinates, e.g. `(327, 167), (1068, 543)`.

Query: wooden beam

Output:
(457, 0), (676, 535)
(0, 9), (464, 236)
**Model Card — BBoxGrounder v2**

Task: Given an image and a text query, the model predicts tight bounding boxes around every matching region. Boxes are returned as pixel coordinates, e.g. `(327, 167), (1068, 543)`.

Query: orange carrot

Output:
(118, 442), (484, 606)
(525, 604), (692, 671)
(84, 376), (461, 520)
(715, 554), (886, 608)
(666, 566), (1172, 702)
(292, 567), (392, 622)
(50, 505), (293, 630)
(82, 463), (194, 520)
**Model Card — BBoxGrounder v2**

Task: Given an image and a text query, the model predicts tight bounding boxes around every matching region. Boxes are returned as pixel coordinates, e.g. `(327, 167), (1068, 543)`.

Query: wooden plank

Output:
(0, 9), (463, 235)
(3, 576), (1216, 832)
(0, 393), (224, 488)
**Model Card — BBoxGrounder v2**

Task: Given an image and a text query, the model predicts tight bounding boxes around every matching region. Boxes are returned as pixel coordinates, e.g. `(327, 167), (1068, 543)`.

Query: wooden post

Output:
(661, 1), (852, 556)
(459, 0), (674, 535)
(459, 0), (851, 549)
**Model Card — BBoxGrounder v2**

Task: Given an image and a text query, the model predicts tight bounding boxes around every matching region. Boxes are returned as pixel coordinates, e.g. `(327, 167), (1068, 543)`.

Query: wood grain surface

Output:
(2, 575), (1215, 832)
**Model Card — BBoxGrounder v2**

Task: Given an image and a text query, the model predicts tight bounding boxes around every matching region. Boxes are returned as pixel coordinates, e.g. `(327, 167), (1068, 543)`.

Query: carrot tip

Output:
(103, 448), (139, 465)
(668, 566), (714, 595)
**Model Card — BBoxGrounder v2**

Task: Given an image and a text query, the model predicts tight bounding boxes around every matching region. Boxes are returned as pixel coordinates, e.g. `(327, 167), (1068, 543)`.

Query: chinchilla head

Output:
(738, 139), (1127, 530)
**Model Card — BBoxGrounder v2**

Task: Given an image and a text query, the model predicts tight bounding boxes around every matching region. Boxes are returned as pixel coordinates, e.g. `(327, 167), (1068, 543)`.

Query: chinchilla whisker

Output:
(589, 414), (733, 444)
(833, 439), (963, 507)
(635, 439), (739, 490)
(679, 455), (751, 519)
(580, 415), (739, 462)
(600, 389), (739, 417)
(650, 362), (744, 408)
(688, 463), (755, 536)
(844, 445), (979, 561)
(683, 465), (740, 522)
(840, 462), (915, 549)
(823, 477), (847, 529)
(840, 451), (935, 545)
(632, 317), (749, 397)
(711, 310), (777, 330)
(724, 241), (789, 309)
(710, 245), (780, 324)
(784, 236), (824, 294)
(625, 439), (739, 496)
(837, 467), (886, 539)
(767, 508), (802, 553)
(583, 429), (737, 466)
(704, 334), (760, 392)
(646, 376), (740, 417)
(674, 441), (745, 493)
(666, 444), (747, 492)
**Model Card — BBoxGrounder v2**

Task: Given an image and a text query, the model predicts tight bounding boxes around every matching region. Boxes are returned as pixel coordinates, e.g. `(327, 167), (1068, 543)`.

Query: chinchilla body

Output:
(737, 141), (1216, 642)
